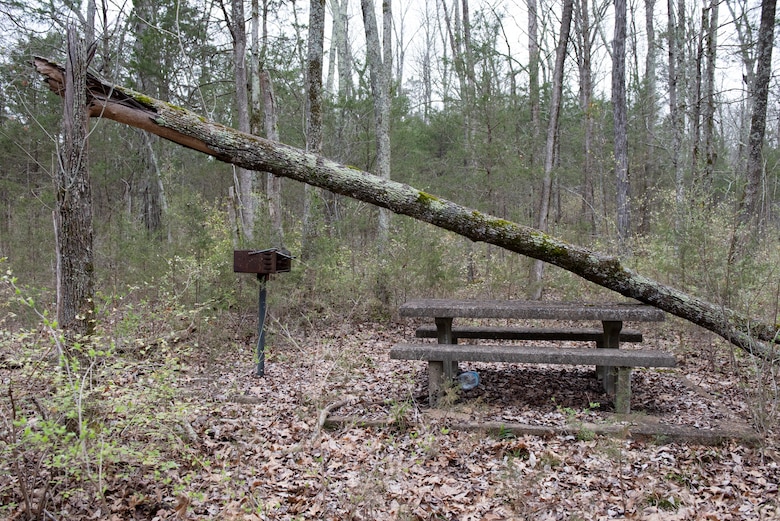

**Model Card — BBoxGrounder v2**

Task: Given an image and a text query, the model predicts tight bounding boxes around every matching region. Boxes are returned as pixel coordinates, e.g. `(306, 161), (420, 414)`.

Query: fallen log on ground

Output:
(32, 57), (779, 359)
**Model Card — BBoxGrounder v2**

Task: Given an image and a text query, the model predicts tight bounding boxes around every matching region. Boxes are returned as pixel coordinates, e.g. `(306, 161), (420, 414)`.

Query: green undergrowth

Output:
(0, 265), (209, 518)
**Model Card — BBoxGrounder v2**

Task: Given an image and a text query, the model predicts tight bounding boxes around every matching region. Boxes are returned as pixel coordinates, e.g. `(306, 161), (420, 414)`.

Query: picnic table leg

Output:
(598, 320), (622, 394)
(614, 367), (632, 414)
(428, 360), (445, 406)
(435, 317), (458, 378)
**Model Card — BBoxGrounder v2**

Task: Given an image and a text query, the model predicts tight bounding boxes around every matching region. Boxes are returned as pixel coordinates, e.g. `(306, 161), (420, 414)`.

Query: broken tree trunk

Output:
(32, 56), (779, 358)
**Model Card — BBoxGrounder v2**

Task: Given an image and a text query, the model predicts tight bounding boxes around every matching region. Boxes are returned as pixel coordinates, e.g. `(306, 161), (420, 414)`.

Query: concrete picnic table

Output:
(399, 298), (665, 348)
(395, 299), (671, 413)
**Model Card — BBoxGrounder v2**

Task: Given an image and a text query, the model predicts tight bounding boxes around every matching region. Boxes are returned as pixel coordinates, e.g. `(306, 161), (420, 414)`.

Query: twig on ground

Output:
(312, 397), (355, 441)
(282, 397), (356, 454)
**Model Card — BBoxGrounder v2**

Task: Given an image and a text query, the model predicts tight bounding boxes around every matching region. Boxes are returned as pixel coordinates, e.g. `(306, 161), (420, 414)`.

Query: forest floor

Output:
(2, 312), (780, 520)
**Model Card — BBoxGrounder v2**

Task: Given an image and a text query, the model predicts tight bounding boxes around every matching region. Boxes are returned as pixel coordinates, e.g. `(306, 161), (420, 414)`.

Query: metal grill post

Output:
(256, 273), (268, 376)
(233, 248), (293, 377)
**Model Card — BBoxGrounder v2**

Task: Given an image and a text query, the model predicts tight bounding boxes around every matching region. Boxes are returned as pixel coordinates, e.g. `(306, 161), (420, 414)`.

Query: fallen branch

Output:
(312, 398), (354, 441)
(323, 415), (760, 446)
(31, 57), (780, 359)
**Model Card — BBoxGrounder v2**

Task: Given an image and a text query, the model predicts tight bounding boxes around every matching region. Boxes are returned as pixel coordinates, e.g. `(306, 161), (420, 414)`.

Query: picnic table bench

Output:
(391, 299), (676, 414)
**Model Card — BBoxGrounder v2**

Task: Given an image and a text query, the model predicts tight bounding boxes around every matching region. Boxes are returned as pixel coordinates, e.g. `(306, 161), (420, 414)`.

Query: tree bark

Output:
(667, 0), (685, 237)
(260, 70), (284, 247)
(229, 0), (256, 243)
(739, 0), (776, 232)
(32, 56), (780, 358)
(574, 0), (596, 236)
(528, 0), (541, 166)
(302, 0), (326, 261)
(361, 0), (392, 249)
(612, 0), (631, 249)
(54, 30), (95, 336)
(530, 0), (574, 299)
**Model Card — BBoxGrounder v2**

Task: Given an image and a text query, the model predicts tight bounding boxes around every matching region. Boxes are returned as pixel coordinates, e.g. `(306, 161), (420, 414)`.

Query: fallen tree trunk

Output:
(33, 57), (779, 358)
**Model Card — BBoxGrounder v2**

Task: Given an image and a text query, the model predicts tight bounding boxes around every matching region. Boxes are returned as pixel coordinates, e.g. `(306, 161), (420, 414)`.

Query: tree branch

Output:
(32, 56), (779, 359)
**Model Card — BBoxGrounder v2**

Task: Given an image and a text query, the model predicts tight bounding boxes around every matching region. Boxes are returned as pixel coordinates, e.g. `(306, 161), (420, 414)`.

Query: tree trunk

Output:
(528, 0), (541, 166)
(638, 0), (657, 235)
(333, 0), (353, 101)
(441, 0), (478, 282)
(613, 0), (631, 249)
(574, 0), (596, 236)
(230, 0), (256, 243)
(260, 70), (284, 247)
(55, 29), (95, 336)
(360, 0), (392, 249)
(252, 0), (284, 247)
(419, 1), (435, 121)
(701, 0), (718, 194)
(725, 0), (756, 172)
(131, 0), (167, 236)
(328, 0), (353, 225)
(690, 3), (706, 184)
(739, 0), (776, 232)
(302, 0), (326, 261)
(139, 131), (168, 237)
(530, 0), (574, 300)
(32, 56), (780, 358)
(667, 0), (685, 237)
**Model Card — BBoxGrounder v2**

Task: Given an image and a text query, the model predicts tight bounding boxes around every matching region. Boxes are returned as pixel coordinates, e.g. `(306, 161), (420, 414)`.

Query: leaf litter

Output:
(2, 315), (779, 519)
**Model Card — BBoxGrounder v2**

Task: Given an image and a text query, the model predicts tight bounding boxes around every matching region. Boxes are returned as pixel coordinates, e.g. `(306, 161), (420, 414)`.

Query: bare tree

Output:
(415, 0), (437, 120)
(329, 0), (354, 101)
(440, 0), (478, 280)
(301, 0), (326, 261)
(323, 0), (355, 228)
(361, 0), (392, 248)
(259, 71), (284, 246)
(725, 0), (756, 169)
(636, 0), (657, 234)
(573, 0), (607, 235)
(667, 0), (685, 236)
(738, 0), (777, 232)
(690, 0), (718, 193)
(132, 0), (169, 237)
(528, 0), (541, 166)
(252, 0), (283, 246)
(613, 0), (630, 249)
(55, 26), (95, 336)
(700, 0), (718, 193)
(530, 0), (574, 299)
(228, 0), (256, 242)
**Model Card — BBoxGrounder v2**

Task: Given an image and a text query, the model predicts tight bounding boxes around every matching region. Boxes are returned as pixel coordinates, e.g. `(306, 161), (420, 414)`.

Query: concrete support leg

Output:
(614, 367), (632, 414)
(428, 360), (445, 407)
(435, 316), (459, 376)
(598, 320), (622, 391)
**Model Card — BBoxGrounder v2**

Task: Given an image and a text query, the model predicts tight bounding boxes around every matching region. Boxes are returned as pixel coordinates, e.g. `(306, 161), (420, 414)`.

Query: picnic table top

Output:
(398, 299), (665, 322)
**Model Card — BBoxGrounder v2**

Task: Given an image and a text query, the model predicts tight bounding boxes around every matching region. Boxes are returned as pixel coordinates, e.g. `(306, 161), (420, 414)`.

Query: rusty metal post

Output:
(256, 273), (269, 376)
(234, 249), (292, 376)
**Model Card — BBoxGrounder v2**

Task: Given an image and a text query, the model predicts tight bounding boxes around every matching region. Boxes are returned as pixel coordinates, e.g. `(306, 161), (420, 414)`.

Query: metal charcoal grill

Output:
(233, 248), (293, 376)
